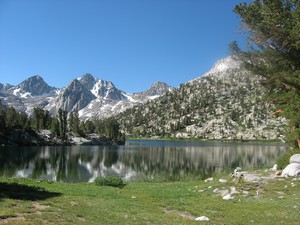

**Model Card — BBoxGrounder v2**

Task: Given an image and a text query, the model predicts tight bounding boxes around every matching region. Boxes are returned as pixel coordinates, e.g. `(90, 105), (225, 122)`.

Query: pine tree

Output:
(58, 108), (68, 141)
(232, 0), (300, 149)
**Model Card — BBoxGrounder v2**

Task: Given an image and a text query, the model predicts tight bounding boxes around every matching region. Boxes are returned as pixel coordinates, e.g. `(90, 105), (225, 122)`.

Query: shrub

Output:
(95, 176), (125, 188)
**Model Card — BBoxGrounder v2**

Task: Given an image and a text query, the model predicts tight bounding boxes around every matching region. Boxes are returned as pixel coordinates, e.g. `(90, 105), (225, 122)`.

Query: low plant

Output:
(276, 148), (300, 169)
(95, 176), (126, 188)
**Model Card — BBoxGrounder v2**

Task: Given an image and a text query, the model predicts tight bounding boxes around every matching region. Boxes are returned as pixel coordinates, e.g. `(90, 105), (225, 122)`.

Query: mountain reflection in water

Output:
(0, 140), (287, 182)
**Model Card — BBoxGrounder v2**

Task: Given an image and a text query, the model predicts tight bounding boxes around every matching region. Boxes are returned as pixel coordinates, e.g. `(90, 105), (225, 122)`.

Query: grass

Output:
(0, 173), (300, 224)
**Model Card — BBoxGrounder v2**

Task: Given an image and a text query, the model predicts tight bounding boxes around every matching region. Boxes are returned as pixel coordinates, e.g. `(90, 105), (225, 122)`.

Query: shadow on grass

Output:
(0, 182), (62, 201)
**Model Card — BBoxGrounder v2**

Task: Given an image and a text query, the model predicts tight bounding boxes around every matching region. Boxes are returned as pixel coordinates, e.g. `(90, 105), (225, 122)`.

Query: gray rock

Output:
(282, 163), (300, 177)
(195, 216), (209, 221)
(204, 177), (214, 183)
(234, 167), (242, 173)
(270, 164), (279, 171)
(243, 174), (260, 182)
(223, 193), (234, 200)
(219, 178), (227, 183)
(220, 189), (230, 197)
(290, 154), (300, 164)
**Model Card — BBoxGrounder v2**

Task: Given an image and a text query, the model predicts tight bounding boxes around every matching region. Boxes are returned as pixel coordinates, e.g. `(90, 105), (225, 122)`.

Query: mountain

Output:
(78, 73), (127, 100)
(0, 73), (173, 119)
(6, 75), (57, 97)
(0, 83), (13, 93)
(132, 82), (174, 100)
(54, 79), (96, 113)
(76, 79), (173, 121)
(117, 56), (288, 140)
(0, 56), (288, 141)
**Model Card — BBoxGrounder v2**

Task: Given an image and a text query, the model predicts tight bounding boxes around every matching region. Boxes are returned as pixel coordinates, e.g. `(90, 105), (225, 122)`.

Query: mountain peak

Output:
(205, 56), (240, 76)
(147, 81), (173, 95)
(15, 75), (56, 97)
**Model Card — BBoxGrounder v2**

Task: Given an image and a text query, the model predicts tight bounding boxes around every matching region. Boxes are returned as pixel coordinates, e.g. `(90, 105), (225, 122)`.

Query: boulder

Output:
(290, 154), (300, 164)
(282, 163), (300, 177)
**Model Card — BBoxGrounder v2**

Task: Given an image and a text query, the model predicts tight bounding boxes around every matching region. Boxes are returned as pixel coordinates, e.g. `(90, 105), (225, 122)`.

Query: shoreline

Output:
(127, 137), (285, 144)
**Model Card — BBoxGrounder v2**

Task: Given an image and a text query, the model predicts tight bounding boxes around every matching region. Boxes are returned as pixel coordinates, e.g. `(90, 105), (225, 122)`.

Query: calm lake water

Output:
(0, 140), (287, 182)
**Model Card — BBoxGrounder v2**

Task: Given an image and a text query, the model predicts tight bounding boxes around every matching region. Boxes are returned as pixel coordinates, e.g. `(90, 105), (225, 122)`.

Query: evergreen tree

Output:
(50, 117), (60, 136)
(232, 0), (300, 148)
(58, 108), (68, 141)
(33, 107), (51, 131)
(6, 106), (19, 128)
(68, 109), (81, 136)
(0, 107), (6, 141)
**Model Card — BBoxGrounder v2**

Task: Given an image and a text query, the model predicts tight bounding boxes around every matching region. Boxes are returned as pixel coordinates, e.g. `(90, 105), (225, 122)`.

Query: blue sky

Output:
(0, 0), (251, 93)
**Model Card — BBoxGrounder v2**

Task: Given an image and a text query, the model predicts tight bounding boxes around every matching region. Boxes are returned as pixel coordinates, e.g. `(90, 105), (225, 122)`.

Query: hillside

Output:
(117, 56), (288, 140)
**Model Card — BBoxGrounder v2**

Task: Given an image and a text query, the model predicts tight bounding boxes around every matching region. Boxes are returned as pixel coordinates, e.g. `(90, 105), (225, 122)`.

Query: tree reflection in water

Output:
(0, 141), (287, 182)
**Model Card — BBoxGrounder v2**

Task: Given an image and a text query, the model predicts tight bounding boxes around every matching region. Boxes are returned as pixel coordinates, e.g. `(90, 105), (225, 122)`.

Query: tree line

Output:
(0, 102), (125, 145)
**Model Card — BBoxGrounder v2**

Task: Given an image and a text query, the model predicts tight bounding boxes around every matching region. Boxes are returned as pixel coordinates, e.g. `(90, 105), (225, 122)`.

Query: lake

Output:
(0, 140), (287, 182)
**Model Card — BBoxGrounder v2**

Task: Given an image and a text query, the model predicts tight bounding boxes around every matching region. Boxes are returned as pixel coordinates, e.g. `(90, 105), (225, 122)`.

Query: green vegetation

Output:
(1, 172), (300, 224)
(95, 176), (126, 188)
(0, 103), (125, 145)
(232, 0), (300, 149)
(116, 68), (286, 140)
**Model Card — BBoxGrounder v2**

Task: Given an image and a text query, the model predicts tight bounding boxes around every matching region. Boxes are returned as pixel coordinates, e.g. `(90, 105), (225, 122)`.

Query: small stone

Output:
(230, 186), (237, 192)
(230, 187), (240, 195)
(220, 189), (230, 197)
(275, 170), (282, 176)
(234, 167), (242, 173)
(270, 164), (279, 171)
(205, 177), (214, 183)
(195, 216), (209, 221)
(223, 193), (234, 200)
(213, 188), (219, 193)
(219, 179), (227, 183)
(242, 191), (249, 195)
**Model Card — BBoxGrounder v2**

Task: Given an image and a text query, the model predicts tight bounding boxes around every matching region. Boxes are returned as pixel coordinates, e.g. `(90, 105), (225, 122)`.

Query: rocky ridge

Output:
(117, 56), (288, 140)
(0, 74), (173, 120)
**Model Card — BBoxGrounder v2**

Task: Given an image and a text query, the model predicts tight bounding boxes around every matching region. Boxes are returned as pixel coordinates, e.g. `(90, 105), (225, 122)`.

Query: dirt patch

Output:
(163, 207), (195, 220)
(33, 202), (50, 211)
(0, 213), (25, 225)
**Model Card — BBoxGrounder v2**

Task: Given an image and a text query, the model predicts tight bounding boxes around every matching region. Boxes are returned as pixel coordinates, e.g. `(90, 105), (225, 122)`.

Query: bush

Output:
(276, 149), (300, 169)
(95, 176), (125, 188)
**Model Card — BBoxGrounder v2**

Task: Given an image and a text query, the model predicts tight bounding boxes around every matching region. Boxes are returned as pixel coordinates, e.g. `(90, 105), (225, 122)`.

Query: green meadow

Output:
(0, 171), (299, 225)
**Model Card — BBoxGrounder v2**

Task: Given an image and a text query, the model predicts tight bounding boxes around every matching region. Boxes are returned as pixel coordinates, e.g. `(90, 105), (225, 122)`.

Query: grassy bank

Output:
(0, 172), (299, 225)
